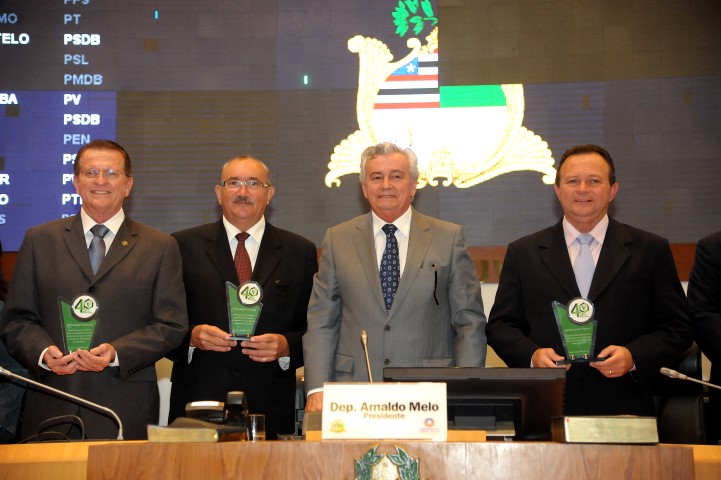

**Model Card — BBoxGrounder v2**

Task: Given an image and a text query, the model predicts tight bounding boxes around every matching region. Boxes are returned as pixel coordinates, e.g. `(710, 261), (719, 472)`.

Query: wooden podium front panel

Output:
(87, 441), (695, 480)
(693, 445), (721, 480)
(0, 441), (119, 480)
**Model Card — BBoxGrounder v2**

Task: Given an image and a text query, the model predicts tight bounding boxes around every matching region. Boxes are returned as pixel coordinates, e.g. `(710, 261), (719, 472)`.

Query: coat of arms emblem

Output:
(327, 4), (556, 189)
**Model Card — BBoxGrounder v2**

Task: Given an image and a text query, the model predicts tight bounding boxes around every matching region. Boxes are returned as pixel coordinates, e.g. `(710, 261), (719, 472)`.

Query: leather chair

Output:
(654, 343), (707, 444)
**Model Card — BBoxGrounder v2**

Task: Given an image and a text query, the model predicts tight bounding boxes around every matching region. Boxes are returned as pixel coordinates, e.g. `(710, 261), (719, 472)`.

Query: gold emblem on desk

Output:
(355, 445), (420, 480)
(330, 418), (346, 433)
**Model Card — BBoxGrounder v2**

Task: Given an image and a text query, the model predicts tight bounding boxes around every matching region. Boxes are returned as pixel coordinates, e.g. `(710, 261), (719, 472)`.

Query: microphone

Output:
(0, 365), (124, 440)
(660, 367), (721, 391)
(360, 329), (373, 383)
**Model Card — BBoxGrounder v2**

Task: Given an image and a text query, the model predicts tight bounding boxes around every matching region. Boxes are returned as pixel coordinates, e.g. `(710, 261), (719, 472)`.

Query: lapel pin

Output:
(121, 240), (129, 247)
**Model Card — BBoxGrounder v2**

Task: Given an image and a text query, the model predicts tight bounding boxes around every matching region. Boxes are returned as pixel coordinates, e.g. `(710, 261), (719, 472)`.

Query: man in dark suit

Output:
(0, 140), (188, 440)
(168, 155), (317, 439)
(303, 142), (486, 412)
(688, 231), (721, 442)
(487, 144), (692, 415)
(0, 239), (28, 443)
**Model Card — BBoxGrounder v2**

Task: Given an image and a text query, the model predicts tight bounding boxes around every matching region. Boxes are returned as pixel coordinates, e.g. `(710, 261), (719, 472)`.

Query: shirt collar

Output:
(562, 214), (609, 247)
(80, 208), (125, 235)
(371, 207), (412, 238)
(223, 215), (266, 244)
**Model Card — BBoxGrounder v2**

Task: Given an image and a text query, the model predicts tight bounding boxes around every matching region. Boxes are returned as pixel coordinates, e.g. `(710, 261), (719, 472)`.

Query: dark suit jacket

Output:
(0, 215), (188, 440)
(688, 230), (721, 438)
(486, 218), (692, 415)
(168, 220), (317, 439)
(0, 328), (27, 441)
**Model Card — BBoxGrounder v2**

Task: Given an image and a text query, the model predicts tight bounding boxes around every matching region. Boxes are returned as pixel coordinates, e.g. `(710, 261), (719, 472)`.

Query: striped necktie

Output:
(89, 224), (110, 275)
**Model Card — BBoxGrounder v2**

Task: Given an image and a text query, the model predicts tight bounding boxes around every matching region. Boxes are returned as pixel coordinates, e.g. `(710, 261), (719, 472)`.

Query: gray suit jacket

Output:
(0, 215), (188, 439)
(303, 209), (486, 392)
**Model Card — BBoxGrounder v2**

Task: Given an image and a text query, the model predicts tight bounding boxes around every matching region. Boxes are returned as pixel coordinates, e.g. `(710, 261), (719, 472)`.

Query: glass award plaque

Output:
(226, 281), (262, 340)
(552, 298), (605, 364)
(59, 295), (99, 353)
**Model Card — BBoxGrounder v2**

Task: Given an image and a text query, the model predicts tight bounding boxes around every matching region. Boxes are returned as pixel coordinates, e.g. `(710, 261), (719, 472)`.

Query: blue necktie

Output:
(573, 233), (595, 298)
(89, 224), (110, 275)
(380, 224), (400, 312)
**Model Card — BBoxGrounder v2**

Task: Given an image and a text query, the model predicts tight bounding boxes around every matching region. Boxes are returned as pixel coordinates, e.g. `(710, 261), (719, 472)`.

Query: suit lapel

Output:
(539, 222), (579, 300)
(253, 223), (282, 288)
(390, 210), (431, 314)
(589, 219), (631, 299)
(63, 215), (95, 280)
(352, 214), (386, 312)
(202, 220), (287, 287)
(93, 219), (137, 282)
(204, 220), (238, 283)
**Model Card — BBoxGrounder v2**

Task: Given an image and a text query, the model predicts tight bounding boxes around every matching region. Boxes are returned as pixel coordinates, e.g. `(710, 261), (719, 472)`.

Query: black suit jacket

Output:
(168, 220), (317, 439)
(487, 218), (692, 415)
(688, 231), (721, 438)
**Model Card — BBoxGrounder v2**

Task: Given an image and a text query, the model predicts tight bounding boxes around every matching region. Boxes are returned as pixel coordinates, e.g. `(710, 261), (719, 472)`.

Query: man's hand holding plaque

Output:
(589, 345), (635, 378)
(43, 345), (79, 376)
(240, 333), (290, 363)
(74, 343), (115, 372)
(190, 325), (237, 352)
(552, 298), (607, 365)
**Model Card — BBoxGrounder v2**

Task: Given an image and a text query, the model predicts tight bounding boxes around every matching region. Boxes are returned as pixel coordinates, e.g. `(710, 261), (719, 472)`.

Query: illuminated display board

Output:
(1, 1), (720, 251)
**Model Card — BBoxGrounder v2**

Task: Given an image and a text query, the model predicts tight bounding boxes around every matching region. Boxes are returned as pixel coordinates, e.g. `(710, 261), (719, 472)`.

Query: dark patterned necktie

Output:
(573, 233), (595, 298)
(380, 224), (399, 312)
(89, 224), (110, 275)
(235, 232), (252, 284)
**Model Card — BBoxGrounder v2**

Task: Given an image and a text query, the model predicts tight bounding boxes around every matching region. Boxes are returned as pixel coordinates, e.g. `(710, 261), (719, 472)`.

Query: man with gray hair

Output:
(303, 142), (487, 412)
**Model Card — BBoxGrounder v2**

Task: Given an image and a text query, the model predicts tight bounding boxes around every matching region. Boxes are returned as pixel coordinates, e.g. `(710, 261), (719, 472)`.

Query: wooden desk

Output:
(86, 441), (695, 479)
(693, 444), (721, 480)
(0, 441), (119, 480)
(3, 441), (717, 479)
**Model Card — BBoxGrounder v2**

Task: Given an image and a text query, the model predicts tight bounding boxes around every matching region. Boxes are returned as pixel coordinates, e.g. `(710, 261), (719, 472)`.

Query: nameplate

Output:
(321, 382), (447, 441)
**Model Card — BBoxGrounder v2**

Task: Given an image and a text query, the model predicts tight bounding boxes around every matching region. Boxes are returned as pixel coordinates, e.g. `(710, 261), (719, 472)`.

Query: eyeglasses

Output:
(219, 180), (271, 191)
(81, 168), (125, 180)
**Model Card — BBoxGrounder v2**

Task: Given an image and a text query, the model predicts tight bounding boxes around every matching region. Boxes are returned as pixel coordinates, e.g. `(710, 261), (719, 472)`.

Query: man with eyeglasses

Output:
(167, 155), (317, 439)
(0, 139), (188, 440)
